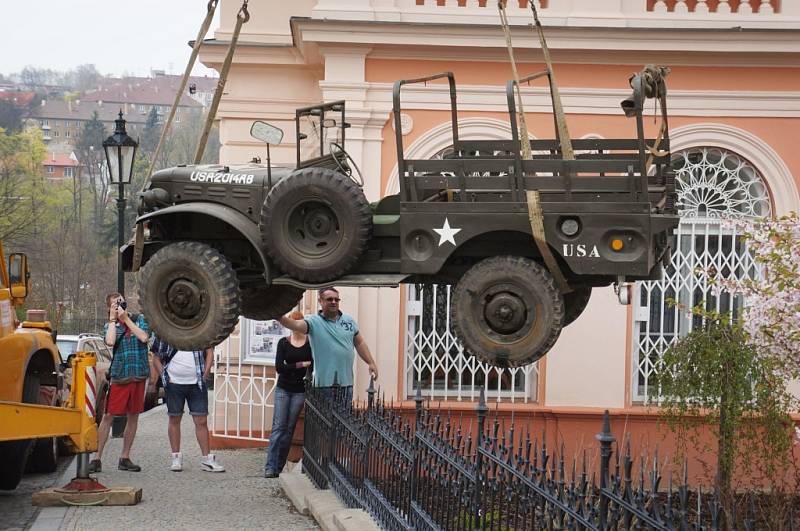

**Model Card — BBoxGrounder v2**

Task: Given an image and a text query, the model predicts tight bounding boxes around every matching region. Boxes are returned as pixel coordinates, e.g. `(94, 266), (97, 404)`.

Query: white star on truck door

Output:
(433, 218), (461, 246)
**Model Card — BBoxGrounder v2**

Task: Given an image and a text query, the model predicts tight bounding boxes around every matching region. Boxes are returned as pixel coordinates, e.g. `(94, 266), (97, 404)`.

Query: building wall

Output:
(203, 1), (800, 459)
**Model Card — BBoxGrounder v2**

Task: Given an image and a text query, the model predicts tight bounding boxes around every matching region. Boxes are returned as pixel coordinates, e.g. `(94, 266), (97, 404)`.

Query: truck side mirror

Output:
(250, 121), (284, 146)
(8, 253), (28, 300)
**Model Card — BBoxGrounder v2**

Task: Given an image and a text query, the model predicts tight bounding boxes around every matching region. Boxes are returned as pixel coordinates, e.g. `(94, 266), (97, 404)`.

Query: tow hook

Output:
(614, 277), (631, 305)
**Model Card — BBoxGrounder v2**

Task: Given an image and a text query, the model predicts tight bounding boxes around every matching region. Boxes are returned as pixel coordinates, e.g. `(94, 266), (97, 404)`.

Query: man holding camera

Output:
(88, 292), (151, 473)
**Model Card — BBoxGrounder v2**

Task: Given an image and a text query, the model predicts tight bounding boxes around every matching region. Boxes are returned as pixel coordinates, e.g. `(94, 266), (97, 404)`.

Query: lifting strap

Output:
(639, 65), (671, 167)
(145, 0), (219, 183)
(498, 1), (571, 294)
(194, 0), (250, 164)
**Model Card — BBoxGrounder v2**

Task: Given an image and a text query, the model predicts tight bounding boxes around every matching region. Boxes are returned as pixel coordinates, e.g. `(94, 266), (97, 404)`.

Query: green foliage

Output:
(655, 305), (798, 531)
(0, 126), (47, 241)
(0, 100), (26, 131)
(141, 106), (161, 157)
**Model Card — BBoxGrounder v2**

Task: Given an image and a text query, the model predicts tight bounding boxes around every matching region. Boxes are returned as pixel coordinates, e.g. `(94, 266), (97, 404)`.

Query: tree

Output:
(0, 127), (47, 242)
(656, 215), (800, 528)
(731, 214), (800, 376)
(74, 111), (109, 229)
(72, 64), (102, 92)
(140, 106), (162, 159)
(0, 100), (26, 132)
(19, 66), (59, 88)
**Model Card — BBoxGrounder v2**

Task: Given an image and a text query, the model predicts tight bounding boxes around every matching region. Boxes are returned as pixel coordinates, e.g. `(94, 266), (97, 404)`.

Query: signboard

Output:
(242, 318), (290, 365)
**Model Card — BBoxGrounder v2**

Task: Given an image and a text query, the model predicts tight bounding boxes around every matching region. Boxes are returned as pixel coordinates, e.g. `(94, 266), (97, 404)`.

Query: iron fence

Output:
(302, 377), (796, 530)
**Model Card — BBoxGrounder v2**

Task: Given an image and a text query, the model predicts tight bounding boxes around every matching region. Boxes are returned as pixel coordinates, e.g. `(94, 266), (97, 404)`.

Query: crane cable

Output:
(498, 0), (571, 294)
(145, 0), (219, 184)
(194, 0), (250, 164)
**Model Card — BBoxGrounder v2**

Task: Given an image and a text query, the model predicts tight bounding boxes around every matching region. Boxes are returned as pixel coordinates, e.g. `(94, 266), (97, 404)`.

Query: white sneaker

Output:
(170, 452), (182, 472)
(200, 453), (225, 473)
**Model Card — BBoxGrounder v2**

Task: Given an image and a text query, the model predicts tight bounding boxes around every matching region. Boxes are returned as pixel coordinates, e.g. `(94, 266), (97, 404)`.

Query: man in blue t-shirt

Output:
(279, 287), (378, 394)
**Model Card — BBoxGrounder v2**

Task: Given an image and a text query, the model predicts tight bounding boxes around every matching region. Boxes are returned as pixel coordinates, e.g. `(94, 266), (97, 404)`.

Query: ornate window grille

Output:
(633, 147), (771, 403)
(403, 143), (538, 402)
(404, 283), (538, 402)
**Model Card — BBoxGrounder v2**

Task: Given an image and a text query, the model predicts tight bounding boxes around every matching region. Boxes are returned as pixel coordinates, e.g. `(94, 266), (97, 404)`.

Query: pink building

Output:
(201, 0), (800, 479)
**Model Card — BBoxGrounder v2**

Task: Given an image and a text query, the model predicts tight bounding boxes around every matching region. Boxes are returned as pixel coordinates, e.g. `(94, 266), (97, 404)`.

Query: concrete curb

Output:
(29, 455), (76, 531)
(30, 404), (166, 530)
(279, 462), (380, 531)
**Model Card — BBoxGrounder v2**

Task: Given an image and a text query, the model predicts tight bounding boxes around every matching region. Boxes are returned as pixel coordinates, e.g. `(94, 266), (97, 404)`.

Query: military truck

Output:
(126, 68), (678, 368)
(0, 242), (62, 490)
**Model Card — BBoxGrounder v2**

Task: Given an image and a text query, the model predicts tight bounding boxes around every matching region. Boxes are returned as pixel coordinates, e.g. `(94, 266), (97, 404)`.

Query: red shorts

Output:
(107, 380), (146, 416)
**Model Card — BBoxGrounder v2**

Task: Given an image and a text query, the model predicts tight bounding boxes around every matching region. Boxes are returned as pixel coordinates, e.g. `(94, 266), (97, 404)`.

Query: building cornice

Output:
(319, 80), (800, 118)
(292, 18), (800, 58)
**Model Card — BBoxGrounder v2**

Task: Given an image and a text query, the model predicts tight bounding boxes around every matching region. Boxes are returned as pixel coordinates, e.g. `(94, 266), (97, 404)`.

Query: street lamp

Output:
(103, 111), (137, 297)
(103, 111), (137, 440)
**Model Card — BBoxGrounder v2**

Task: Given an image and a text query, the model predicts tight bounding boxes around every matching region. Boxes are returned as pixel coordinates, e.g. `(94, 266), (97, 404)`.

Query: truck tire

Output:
(260, 167), (372, 283)
(95, 381), (108, 426)
(451, 256), (564, 368)
(240, 285), (304, 321)
(29, 380), (59, 473)
(139, 241), (240, 351)
(0, 373), (38, 489)
(563, 286), (592, 327)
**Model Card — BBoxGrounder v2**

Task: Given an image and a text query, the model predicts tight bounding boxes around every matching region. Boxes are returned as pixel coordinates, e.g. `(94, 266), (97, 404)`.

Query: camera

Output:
(116, 300), (128, 311)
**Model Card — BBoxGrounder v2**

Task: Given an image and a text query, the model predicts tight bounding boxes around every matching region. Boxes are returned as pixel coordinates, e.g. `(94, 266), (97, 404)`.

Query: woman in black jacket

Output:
(264, 310), (312, 478)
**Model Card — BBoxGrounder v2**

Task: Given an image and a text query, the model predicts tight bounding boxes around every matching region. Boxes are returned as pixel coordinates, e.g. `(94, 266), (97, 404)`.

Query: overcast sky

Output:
(0, 0), (221, 78)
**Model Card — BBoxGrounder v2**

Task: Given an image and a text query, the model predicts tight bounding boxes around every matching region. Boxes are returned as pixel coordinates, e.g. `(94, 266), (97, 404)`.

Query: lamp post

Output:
(103, 111), (137, 438)
(103, 111), (137, 296)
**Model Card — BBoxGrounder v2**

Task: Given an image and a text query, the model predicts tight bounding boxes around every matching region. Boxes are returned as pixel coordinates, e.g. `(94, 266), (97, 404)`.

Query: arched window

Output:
(632, 147), (772, 403)
(403, 124), (538, 402)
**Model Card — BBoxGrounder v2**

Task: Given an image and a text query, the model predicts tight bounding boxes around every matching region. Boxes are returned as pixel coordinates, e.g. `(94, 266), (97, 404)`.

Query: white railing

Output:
(210, 324), (278, 442)
(312, 0), (799, 28)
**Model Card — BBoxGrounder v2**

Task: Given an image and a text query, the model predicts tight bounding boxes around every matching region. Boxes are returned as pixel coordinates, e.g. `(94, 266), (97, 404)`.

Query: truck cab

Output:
(0, 242), (62, 490)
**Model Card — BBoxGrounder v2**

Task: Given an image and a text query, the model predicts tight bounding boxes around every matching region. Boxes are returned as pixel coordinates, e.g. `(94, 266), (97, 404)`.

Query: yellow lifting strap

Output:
(498, 1), (571, 293)
(194, 0), (250, 164)
(145, 0), (219, 182)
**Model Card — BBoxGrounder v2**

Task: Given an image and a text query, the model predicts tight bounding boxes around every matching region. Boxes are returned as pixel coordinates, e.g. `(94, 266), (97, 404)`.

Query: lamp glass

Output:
(119, 144), (136, 184)
(105, 145), (120, 183)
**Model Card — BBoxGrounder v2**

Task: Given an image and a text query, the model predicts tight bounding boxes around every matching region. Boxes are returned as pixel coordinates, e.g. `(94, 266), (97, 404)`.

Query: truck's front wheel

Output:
(452, 256), (564, 368)
(139, 242), (240, 350)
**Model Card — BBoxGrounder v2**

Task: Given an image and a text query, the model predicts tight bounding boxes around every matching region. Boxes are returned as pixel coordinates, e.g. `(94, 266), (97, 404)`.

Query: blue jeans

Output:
(265, 387), (305, 474)
(166, 382), (208, 416)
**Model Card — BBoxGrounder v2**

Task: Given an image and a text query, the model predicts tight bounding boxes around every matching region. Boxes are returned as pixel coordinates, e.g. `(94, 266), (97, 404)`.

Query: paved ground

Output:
(36, 404), (319, 531)
(0, 456), (71, 531)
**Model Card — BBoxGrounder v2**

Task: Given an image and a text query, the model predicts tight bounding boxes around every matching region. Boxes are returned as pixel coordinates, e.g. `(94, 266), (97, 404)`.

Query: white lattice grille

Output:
(633, 148), (771, 403)
(210, 322), (278, 442)
(404, 284), (538, 402)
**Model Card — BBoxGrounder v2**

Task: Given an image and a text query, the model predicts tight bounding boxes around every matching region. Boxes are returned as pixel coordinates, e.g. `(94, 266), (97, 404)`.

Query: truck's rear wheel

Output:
(240, 285), (304, 321)
(0, 373), (38, 490)
(563, 286), (592, 327)
(261, 167), (372, 282)
(139, 241), (240, 350)
(451, 256), (564, 368)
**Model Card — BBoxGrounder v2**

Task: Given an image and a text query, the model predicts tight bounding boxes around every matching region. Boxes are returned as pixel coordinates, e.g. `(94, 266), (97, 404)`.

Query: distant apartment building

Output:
(30, 99), (145, 145)
(82, 72), (210, 123)
(27, 72), (216, 147)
